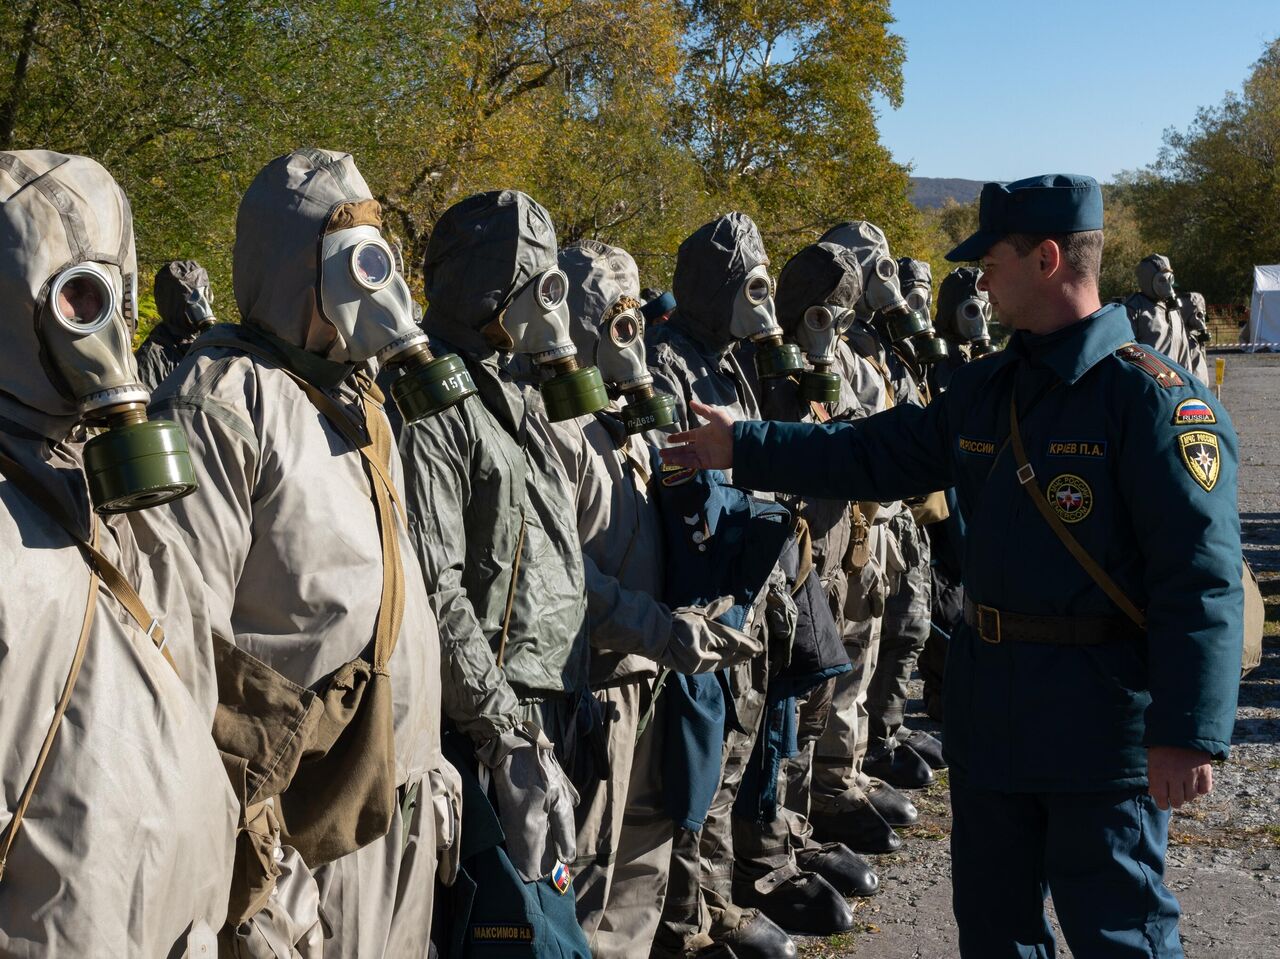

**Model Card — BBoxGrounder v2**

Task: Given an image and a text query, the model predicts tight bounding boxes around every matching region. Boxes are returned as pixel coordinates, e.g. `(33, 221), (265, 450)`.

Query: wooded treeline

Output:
(2, 3), (1276, 323)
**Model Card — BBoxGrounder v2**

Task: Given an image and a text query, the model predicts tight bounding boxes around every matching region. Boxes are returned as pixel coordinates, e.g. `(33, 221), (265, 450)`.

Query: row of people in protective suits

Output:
(0, 147), (993, 959)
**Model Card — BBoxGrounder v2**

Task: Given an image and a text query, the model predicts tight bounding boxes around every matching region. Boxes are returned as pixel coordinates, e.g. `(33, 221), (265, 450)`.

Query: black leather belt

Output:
(963, 598), (1142, 646)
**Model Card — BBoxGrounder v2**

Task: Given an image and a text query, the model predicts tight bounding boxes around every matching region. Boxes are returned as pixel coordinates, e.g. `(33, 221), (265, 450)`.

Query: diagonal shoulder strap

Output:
(1008, 392), (1146, 629)
(190, 336), (405, 668)
(0, 450), (178, 672)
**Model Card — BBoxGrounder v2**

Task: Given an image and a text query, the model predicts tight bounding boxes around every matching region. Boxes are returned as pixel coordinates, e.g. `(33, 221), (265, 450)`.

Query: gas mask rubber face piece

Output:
(796, 303), (855, 402)
(319, 221), (475, 424)
(600, 297), (675, 433)
(956, 293), (996, 357)
(42, 262), (198, 513)
(502, 267), (607, 422)
(1137, 254), (1176, 304)
(1181, 292), (1210, 344)
(865, 256), (948, 366)
(733, 265), (804, 380)
(1152, 270), (1176, 302)
(185, 284), (216, 332)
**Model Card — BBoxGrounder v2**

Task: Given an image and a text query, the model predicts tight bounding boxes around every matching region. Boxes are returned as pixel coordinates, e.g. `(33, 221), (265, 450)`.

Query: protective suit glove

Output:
(663, 596), (765, 674)
(764, 579), (799, 674)
(475, 720), (580, 882)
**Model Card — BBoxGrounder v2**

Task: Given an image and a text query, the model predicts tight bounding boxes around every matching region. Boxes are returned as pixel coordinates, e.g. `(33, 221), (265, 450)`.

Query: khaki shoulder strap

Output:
(0, 450), (177, 672)
(0, 523), (99, 882)
(1008, 392), (1146, 629)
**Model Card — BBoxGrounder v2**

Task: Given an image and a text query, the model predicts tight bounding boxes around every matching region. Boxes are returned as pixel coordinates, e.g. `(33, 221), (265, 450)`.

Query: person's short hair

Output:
(1007, 229), (1103, 281)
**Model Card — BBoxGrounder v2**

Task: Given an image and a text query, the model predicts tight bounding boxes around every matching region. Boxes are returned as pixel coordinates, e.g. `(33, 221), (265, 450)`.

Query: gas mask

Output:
(500, 267), (607, 422)
(955, 295), (997, 357)
(1180, 292), (1210, 344)
(796, 303), (855, 402)
(319, 220), (477, 424)
(1137, 254), (1176, 304)
(41, 260), (198, 513)
(600, 297), (676, 433)
(732, 265), (804, 380)
(185, 284), (216, 332)
(1152, 270), (1176, 302)
(864, 256), (949, 366)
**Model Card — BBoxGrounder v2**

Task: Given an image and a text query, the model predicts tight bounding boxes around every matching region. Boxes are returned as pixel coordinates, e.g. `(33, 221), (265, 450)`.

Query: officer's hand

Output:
(476, 721), (580, 882)
(661, 401), (735, 470)
(1146, 745), (1214, 810)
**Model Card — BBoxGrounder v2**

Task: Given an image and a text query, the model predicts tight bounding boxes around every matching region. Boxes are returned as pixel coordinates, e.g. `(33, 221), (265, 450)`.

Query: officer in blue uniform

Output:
(659, 174), (1244, 958)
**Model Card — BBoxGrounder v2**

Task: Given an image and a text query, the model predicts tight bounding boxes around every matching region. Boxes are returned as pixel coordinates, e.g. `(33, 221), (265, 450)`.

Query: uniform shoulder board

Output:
(1114, 343), (1184, 388)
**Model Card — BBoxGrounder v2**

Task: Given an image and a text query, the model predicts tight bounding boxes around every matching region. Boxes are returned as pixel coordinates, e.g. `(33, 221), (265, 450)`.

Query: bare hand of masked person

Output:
(662, 596), (764, 674)
(661, 400), (736, 470)
(475, 721), (580, 882)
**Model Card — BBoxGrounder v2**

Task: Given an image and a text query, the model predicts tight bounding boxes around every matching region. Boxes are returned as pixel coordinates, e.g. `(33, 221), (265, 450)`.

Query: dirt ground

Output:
(794, 351), (1280, 959)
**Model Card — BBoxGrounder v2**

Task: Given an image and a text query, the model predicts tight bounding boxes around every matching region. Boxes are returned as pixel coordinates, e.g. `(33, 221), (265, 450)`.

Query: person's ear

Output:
(1038, 239), (1063, 280)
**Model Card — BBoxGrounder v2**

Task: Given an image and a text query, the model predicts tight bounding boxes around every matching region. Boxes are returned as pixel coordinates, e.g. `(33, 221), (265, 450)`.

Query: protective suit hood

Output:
(897, 257), (933, 315)
(1137, 254), (1175, 303)
(775, 242), (864, 337)
(154, 259), (212, 340)
(233, 148), (373, 350)
(422, 190), (559, 358)
(0, 150), (138, 440)
(819, 220), (907, 318)
(672, 212), (770, 355)
(558, 238), (641, 367)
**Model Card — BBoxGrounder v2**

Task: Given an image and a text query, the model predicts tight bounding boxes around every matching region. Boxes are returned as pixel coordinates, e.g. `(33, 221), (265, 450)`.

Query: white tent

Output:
(1247, 265), (1280, 351)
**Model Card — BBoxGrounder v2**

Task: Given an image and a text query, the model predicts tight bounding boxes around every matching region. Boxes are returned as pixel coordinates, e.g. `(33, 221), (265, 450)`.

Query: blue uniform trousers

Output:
(950, 772), (1182, 958)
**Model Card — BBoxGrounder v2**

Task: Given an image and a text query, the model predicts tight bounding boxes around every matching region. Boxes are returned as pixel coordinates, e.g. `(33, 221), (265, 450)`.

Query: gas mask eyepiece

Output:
(734, 266), (804, 380)
(956, 296), (996, 358)
(502, 267), (608, 422)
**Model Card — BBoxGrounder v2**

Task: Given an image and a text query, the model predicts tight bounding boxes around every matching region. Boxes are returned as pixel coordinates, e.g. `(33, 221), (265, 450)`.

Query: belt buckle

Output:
(977, 605), (1001, 644)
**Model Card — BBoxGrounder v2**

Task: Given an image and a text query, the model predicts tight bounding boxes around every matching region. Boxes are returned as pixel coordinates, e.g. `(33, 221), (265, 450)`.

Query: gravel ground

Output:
(794, 352), (1280, 959)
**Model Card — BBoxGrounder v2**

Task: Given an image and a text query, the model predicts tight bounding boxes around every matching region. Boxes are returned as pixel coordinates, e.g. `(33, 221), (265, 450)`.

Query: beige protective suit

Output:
(0, 150), (237, 957)
(152, 149), (453, 958)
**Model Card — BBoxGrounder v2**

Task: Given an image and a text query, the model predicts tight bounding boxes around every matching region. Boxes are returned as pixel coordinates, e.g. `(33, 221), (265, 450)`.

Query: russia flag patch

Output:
(550, 860), (572, 895)
(1173, 398), (1216, 426)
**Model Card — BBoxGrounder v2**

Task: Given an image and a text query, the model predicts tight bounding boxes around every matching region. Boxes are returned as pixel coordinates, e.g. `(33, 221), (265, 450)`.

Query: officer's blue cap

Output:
(945, 174), (1104, 262)
(641, 290), (676, 321)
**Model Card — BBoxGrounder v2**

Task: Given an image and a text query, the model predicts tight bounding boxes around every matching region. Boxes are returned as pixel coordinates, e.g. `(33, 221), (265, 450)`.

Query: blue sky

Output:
(875, 1), (1279, 182)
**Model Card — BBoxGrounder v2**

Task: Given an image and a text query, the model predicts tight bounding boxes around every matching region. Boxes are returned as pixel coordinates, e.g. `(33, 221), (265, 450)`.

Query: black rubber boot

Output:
(795, 841), (879, 897)
(897, 727), (948, 770)
(867, 779), (919, 827)
(732, 869), (855, 936)
(862, 742), (934, 789)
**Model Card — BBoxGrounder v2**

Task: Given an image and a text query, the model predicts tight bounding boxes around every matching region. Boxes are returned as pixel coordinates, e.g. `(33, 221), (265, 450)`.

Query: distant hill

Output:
(910, 177), (984, 209)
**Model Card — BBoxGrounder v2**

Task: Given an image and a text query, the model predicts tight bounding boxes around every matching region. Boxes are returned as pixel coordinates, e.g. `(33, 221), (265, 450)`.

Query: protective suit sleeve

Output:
(647, 345), (696, 431)
(732, 395), (955, 504)
(399, 408), (523, 742)
(1116, 380), (1242, 759)
(150, 392), (258, 641)
(583, 553), (762, 673)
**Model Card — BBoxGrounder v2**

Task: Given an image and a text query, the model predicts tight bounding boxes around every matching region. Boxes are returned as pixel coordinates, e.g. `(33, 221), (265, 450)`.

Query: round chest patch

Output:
(1046, 474), (1093, 524)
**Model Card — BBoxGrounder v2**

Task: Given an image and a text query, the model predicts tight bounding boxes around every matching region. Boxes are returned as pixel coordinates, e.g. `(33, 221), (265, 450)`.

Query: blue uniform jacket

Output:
(733, 304), (1243, 792)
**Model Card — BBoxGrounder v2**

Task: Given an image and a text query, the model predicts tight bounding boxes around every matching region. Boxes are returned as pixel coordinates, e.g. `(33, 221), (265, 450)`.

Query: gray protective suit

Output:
(648, 214), (775, 953)
(1127, 254), (1208, 384)
(756, 243), (885, 855)
(135, 259), (212, 390)
(813, 221), (924, 798)
(152, 149), (448, 958)
(395, 191), (589, 901)
(549, 239), (761, 956)
(0, 151), (237, 957)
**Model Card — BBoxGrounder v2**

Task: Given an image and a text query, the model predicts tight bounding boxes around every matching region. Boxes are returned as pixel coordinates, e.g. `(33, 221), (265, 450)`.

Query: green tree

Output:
(671, 0), (922, 267)
(1125, 38), (1280, 303)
